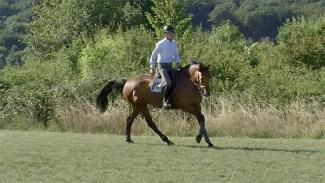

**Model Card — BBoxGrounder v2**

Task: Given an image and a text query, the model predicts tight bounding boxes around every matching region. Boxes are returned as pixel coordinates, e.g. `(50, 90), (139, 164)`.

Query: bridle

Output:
(194, 70), (209, 96)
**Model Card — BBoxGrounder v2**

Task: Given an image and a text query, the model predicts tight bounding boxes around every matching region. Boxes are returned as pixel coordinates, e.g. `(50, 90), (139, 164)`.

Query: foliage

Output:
(185, 0), (325, 40)
(0, 0), (38, 68)
(78, 27), (155, 86)
(145, 0), (192, 39)
(180, 21), (325, 104)
(5, 45), (22, 66)
(181, 22), (249, 93)
(2, 0), (325, 70)
(0, 56), (76, 126)
(24, 0), (146, 63)
(277, 16), (325, 69)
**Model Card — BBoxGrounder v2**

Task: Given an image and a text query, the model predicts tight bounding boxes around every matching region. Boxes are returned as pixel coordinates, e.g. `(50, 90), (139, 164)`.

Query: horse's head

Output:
(188, 62), (211, 97)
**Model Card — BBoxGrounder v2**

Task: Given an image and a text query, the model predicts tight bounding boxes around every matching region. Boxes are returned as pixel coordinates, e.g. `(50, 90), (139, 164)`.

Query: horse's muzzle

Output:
(202, 87), (210, 97)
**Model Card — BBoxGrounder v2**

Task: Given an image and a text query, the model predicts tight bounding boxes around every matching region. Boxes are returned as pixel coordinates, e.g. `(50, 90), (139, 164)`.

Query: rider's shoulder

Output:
(157, 39), (177, 45)
(157, 39), (167, 45)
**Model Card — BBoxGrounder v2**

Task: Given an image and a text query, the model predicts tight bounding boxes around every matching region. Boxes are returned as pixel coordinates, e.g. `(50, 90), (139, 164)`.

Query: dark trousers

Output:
(158, 63), (173, 102)
(158, 63), (173, 88)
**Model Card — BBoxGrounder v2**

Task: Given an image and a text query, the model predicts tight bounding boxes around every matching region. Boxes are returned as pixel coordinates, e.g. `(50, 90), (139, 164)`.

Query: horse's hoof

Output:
(208, 143), (215, 148)
(196, 135), (202, 144)
(167, 141), (175, 146)
(125, 139), (135, 143)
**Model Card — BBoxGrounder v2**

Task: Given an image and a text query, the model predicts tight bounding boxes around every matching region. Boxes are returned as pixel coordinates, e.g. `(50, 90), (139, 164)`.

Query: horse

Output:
(96, 61), (214, 147)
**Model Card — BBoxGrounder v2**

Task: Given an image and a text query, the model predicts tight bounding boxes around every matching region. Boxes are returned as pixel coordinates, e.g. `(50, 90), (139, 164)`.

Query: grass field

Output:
(0, 130), (324, 183)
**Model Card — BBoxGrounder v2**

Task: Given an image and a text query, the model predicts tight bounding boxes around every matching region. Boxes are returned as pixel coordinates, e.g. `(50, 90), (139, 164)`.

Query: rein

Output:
(181, 63), (208, 94)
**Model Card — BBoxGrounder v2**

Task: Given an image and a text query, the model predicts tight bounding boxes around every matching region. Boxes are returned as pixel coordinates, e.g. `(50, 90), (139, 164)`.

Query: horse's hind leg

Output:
(142, 107), (174, 145)
(195, 112), (214, 147)
(125, 109), (139, 143)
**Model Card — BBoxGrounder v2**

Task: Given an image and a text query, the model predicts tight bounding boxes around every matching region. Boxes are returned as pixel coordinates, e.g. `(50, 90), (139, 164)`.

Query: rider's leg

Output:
(158, 64), (173, 108)
(162, 85), (172, 107)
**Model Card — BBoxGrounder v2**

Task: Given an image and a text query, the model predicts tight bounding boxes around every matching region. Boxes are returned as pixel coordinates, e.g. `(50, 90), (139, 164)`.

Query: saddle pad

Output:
(151, 77), (163, 93)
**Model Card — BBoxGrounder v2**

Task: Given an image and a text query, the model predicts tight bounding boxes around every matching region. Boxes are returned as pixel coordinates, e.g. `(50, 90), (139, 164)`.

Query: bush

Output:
(78, 27), (155, 83)
(181, 22), (252, 92)
(0, 57), (76, 127)
(277, 16), (325, 69)
(180, 21), (325, 104)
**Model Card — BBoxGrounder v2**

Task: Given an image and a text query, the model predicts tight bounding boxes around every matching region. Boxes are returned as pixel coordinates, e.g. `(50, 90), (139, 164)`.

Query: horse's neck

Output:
(178, 70), (198, 88)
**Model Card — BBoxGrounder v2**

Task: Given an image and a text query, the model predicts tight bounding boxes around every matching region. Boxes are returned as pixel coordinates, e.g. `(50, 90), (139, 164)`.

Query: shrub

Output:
(78, 27), (155, 83)
(0, 57), (76, 127)
(181, 22), (251, 92)
(277, 16), (325, 69)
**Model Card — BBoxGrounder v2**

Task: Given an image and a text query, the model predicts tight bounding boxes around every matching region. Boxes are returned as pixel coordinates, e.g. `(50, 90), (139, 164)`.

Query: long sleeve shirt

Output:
(149, 38), (181, 69)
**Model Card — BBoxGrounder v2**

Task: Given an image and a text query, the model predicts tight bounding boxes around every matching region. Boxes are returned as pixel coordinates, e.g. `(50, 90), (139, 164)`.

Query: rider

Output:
(149, 25), (181, 108)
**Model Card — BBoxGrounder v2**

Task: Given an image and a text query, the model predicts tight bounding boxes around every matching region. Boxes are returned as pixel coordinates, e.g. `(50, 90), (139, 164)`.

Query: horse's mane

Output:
(181, 60), (209, 72)
(181, 64), (190, 71)
(181, 59), (199, 71)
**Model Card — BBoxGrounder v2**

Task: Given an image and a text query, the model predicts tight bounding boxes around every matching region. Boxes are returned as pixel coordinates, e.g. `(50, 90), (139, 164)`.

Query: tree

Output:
(145, 0), (192, 39)
(0, 0), (38, 69)
(195, 0), (325, 40)
(24, 0), (147, 63)
(5, 45), (21, 66)
(0, 53), (5, 69)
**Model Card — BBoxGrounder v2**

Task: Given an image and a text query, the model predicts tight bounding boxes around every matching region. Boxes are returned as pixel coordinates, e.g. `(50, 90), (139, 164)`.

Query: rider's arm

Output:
(149, 43), (160, 69)
(175, 44), (180, 65)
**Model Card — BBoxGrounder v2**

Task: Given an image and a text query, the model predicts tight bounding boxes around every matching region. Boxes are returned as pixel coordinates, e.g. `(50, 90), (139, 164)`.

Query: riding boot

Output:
(162, 86), (172, 109)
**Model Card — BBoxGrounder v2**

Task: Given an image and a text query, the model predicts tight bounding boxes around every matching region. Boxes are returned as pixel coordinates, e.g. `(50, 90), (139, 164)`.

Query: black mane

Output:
(180, 59), (209, 72)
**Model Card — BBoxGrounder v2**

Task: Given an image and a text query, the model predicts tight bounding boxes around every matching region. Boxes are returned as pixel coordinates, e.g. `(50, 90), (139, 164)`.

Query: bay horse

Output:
(96, 62), (214, 147)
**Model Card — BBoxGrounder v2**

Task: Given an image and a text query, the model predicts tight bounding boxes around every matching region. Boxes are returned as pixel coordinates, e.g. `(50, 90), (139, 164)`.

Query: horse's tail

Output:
(96, 79), (127, 113)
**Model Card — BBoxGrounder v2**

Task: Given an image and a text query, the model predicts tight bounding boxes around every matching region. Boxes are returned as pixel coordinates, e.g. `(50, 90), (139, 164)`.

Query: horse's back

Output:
(122, 74), (161, 106)
(124, 74), (152, 90)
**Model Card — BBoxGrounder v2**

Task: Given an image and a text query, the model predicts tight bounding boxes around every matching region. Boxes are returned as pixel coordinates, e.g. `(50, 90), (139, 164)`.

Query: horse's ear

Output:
(199, 64), (206, 71)
(190, 58), (199, 65)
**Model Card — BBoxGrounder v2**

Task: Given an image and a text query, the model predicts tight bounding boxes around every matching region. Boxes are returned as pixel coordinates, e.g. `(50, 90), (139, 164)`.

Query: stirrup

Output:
(163, 100), (172, 109)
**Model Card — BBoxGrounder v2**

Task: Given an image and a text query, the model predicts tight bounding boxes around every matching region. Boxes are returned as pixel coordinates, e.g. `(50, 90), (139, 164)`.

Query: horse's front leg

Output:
(195, 112), (214, 147)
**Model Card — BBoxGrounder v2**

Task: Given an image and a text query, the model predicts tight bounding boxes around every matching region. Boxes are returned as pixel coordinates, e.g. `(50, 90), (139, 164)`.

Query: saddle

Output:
(151, 70), (178, 93)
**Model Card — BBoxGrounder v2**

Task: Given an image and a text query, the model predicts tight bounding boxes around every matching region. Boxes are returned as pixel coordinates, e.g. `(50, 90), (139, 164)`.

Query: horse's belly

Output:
(148, 93), (163, 108)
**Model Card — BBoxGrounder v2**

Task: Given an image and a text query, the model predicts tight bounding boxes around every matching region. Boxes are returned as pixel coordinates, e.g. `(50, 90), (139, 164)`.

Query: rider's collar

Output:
(164, 37), (173, 42)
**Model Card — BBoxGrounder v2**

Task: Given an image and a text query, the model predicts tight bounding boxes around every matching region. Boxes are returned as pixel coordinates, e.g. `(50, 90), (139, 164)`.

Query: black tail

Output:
(96, 79), (127, 113)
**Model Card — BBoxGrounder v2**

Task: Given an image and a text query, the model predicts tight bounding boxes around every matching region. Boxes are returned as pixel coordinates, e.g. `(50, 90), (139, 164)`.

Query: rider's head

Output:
(163, 25), (174, 40)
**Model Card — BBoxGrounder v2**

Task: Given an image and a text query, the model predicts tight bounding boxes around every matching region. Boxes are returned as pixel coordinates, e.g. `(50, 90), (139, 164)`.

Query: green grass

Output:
(0, 130), (324, 183)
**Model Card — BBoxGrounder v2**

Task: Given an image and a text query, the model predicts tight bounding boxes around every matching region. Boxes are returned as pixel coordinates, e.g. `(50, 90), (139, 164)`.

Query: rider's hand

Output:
(175, 63), (181, 70)
(150, 68), (155, 76)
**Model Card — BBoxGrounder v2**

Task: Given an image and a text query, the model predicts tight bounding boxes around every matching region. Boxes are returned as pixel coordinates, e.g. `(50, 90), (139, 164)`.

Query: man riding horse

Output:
(149, 25), (181, 109)
(96, 25), (214, 147)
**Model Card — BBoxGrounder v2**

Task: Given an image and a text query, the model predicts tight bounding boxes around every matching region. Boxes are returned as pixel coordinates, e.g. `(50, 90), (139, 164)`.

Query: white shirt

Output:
(149, 38), (181, 69)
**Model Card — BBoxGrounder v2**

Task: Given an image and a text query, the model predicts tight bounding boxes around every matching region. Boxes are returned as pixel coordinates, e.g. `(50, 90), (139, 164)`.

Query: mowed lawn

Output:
(0, 130), (324, 183)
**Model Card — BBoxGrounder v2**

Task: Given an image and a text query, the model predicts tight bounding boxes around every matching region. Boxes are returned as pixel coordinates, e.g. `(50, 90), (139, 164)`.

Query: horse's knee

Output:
(196, 112), (205, 122)
(126, 116), (132, 124)
(146, 120), (155, 128)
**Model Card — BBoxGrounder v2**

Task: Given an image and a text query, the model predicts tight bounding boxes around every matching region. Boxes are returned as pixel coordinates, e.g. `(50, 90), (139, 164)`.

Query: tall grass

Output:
(46, 95), (325, 139)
